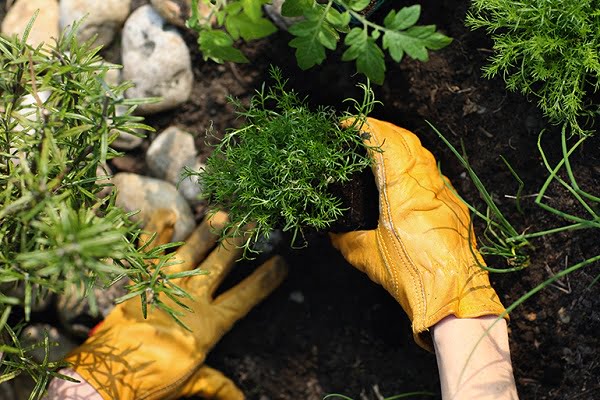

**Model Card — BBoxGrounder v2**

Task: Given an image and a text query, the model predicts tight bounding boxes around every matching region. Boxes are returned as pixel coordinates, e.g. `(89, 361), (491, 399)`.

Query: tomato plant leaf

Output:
(281, 0), (312, 17)
(289, 34), (327, 69)
(198, 29), (249, 63)
(226, 12), (277, 41)
(343, 28), (386, 84)
(384, 5), (421, 30)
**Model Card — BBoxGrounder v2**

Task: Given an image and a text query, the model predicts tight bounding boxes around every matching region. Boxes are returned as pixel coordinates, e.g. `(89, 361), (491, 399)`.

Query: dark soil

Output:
(132, 1), (600, 399)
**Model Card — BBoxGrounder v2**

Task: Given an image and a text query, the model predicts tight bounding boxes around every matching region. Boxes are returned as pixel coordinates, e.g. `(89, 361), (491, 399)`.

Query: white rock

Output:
(146, 126), (203, 204)
(1, 0), (59, 47)
(96, 162), (113, 198)
(112, 172), (196, 241)
(122, 5), (193, 114)
(59, 0), (132, 48)
(110, 106), (145, 150)
(92, 67), (146, 151)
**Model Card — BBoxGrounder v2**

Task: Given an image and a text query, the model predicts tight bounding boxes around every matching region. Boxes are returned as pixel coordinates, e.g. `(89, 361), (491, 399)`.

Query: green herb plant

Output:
(0, 18), (201, 398)
(466, 0), (600, 135)
(185, 66), (379, 256)
(187, 0), (452, 84)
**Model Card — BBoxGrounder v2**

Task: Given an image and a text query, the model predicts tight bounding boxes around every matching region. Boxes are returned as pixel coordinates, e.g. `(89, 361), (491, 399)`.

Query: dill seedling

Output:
(189, 66), (378, 255)
(466, 0), (600, 135)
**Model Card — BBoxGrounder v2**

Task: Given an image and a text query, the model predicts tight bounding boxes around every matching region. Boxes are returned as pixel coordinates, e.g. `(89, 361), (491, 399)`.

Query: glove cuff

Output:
(412, 294), (508, 352)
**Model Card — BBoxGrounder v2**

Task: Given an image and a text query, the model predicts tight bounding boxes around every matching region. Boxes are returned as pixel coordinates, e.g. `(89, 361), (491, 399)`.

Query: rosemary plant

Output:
(466, 0), (600, 135)
(0, 19), (198, 397)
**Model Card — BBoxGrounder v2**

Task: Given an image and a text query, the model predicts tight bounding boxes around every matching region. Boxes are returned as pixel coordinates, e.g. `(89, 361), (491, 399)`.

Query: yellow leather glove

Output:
(330, 118), (506, 351)
(65, 210), (288, 400)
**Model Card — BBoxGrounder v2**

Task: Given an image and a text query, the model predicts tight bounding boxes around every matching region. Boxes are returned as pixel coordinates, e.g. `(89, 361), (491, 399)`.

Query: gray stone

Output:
(56, 278), (128, 337)
(122, 5), (193, 114)
(59, 0), (132, 48)
(110, 106), (145, 150)
(146, 126), (203, 204)
(1, 282), (52, 313)
(1, 0), (59, 47)
(112, 172), (196, 241)
(96, 162), (113, 198)
(19, 324), (78, 363)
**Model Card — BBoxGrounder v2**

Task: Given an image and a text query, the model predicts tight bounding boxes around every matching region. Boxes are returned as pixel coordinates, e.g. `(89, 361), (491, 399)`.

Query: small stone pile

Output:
(0, 1), (236, 397)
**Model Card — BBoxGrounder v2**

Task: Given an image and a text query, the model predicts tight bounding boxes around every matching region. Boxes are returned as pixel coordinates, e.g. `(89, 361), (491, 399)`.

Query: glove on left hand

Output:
(65, 210), (288, 400)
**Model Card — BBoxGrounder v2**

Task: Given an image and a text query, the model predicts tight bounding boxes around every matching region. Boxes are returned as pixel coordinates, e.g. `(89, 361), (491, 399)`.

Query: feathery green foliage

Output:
(0, 20), (200, 396)
(187, 66), (379, 255)
(187, 0), (452, 84)
(466, 0), (600, 135)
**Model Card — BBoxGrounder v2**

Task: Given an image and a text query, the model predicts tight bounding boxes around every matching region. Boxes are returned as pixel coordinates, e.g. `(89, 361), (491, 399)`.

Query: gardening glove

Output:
(330, 118), (506, 351)
(64, 209), (288, 400)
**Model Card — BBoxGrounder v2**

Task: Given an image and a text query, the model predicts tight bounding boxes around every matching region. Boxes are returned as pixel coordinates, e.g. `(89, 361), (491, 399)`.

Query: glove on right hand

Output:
(330, 118), (506, 351)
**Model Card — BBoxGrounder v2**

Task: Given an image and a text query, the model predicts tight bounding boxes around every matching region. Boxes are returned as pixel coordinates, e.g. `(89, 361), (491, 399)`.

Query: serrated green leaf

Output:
(318, 25), (339, 50)
(198, 30), (249, 63)
(423, 31), (453, 50)
(226, 12), (277, 41)
(343, 28), (385, 84)
(346, 0), (370, 12)
(289, 35), (326, 69)
(325, 7), (346, 28)
(242, 0), (266, 22)
(281, 0), (312, 17)
(382, 31), (404, 62)
(224, 2), (243, 14)
(289, 19), (319, 36)
(406, 25), (436, 38)
(384, 5), (421, 30)
(382, 25), (452, 63)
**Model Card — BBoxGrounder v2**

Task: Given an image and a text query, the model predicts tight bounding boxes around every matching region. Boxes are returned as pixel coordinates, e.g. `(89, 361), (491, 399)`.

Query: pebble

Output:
(1, 282), (52, 313)
(59, 0), (132, 48)
(289, 290), (305, 304)
(56, 278), (128, 337)
(111, 172), (196, 241)
(146, 126), (203, 204)
(122, 5), (193, 114)
(96, 163), (113, 198)
(19, 323), (78, 363)
(110, 106), (146, 150)
(1, 0), (59, 47)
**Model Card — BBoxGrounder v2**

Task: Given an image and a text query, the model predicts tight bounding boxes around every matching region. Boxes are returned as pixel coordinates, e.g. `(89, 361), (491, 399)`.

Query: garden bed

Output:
(142, 3), (600, 400)
(3, 0), (600, 399)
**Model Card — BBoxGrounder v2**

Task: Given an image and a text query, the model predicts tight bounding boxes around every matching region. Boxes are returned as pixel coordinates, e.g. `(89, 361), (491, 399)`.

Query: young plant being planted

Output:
(188, 67), (380, 255)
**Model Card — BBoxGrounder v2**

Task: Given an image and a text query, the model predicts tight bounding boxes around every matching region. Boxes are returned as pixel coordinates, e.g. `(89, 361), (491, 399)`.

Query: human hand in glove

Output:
(49, 209), (288, 400)
(330, 118), (506, 350)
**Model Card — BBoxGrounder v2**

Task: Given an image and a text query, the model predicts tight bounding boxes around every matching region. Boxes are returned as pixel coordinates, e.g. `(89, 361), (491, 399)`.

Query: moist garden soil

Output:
(121, 1), (600, 399)
(8, 0), (600, 398)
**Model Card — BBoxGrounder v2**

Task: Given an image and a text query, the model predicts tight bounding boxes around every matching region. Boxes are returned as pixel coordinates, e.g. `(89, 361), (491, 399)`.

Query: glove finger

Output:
(329, 230), (378, 275)
(166, 211), (229, 274)
(188, 234), (246, 293)
(176, 365), (244, 400)
(139, 208), (176, 251)
(213, 256), (288, 325)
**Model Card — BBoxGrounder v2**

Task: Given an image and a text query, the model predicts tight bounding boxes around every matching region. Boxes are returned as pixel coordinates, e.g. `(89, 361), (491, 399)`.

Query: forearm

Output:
(432, 315), (519, 400)
(43, 369), (103, 400)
